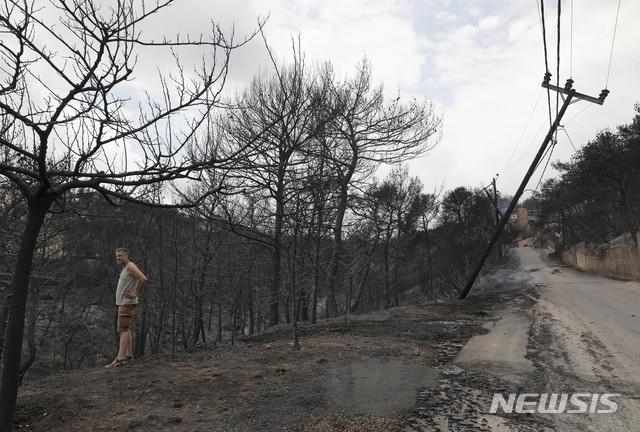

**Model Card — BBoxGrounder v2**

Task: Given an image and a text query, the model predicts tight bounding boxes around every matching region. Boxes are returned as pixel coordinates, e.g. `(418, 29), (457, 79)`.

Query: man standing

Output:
(106, 247), (147, 368)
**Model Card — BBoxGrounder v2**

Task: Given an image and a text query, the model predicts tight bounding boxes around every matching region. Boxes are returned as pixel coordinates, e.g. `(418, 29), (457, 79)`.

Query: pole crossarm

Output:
(459, 89), (575, 300)
(459, 77), (610, 300)
(541, 74), (610, 105)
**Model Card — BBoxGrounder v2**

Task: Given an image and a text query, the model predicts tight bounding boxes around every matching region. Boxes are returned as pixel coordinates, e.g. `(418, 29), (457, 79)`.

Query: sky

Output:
(141, 0), (640, 197)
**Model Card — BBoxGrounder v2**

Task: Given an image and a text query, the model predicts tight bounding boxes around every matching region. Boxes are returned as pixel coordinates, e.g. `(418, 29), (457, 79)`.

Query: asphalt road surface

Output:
(455, 247), (640, 431)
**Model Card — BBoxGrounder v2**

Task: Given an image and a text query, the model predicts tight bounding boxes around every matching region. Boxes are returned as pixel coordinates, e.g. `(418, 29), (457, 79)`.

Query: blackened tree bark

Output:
(0, 200), (50, 426)
(409, 191), (440, 295)
(322, 59), (441, 317)
(220, 40), (323, 327)
(0, 1), (262, 427)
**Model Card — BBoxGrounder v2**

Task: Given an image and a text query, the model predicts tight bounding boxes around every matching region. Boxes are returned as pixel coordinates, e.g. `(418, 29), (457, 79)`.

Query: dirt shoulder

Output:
(15, 291), (525, 432)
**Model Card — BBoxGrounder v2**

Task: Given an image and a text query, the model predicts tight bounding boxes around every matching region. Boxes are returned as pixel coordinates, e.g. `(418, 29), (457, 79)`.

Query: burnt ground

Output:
(14, 288), (548, 432)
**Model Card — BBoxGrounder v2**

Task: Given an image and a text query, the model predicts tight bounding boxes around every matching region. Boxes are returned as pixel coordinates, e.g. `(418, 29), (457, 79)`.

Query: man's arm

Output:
(125, 263), (148, 297)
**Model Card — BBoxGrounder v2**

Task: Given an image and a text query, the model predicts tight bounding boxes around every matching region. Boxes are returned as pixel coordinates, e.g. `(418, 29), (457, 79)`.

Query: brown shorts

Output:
(117, 304), (138, 332)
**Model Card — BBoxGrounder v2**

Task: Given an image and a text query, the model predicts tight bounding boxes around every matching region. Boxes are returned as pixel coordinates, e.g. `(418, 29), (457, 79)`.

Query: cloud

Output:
(409, 0), (640, 196)
(121, 0), (640, 198)
(242, 0), (426, 92)
(436, 11), (458, 24)
(31, 0), (635, 197)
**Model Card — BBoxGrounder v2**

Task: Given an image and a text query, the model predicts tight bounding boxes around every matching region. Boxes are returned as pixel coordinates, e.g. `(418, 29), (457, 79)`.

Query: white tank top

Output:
(116, 262), (139, 305)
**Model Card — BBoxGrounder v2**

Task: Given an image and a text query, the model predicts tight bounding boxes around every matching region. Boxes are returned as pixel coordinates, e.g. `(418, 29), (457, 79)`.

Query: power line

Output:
(606, 0), (623, 89)
(532, 136), (557, 192)
(459, 1), (618, 299)
(556, 0), (562, 119)
(559, 127), (606, 193)
(548, 0), (563, 194)
(501, 114), (552, 182)
(538, 0), (553, 126)
(459, 91), (577, 300)
(537, 0), (551, 76)
(563, 102), (593, 126)
(500, 88), (544, 175)
(562, 125), (579, 153)
(569, 0), (574, 78)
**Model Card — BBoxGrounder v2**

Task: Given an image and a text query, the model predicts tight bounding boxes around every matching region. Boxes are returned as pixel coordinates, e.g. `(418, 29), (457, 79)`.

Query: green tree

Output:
(434, 187), (495, 297)
(542, 103), (640, 247)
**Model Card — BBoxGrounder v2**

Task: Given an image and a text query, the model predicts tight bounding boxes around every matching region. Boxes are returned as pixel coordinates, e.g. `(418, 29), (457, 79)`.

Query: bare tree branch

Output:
(0, 1), (264, 427)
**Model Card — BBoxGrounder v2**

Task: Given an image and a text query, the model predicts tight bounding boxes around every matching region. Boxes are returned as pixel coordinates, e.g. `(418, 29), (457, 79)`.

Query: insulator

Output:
(564, 79), (574, 91)
(599, 89), (610, 101)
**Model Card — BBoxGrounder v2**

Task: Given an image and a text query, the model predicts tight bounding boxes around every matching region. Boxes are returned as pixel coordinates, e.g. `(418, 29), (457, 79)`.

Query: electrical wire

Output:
(559, 127), (606, 193)
(562, 125), (579, 153)
(532, 0), (621, 193)
(605, 0), (622, 89)
(538, 0), (553, 127)
(569, 0), (574, 78)
(500, 88), (544, 175)
(555, 0), (562, 119)
(538, 0), (550, 76)
(532, 139), (556, 192)
(563, 103), (593, 126)
(500, 117), (549, 181)
(504, 2), (620, 197)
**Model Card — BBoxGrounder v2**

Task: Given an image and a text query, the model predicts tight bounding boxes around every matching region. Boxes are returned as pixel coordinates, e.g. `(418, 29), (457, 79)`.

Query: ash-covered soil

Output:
(14, 289), (538, 432)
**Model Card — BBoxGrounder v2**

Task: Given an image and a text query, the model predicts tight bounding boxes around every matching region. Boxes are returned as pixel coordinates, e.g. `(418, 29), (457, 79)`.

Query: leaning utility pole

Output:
(483, 175), (503, 259)
(492, 176), (502, 259)
(459, 76), (609, 300)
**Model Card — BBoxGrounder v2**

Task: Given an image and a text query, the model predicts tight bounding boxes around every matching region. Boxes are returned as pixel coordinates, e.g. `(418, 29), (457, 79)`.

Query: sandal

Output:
(105, 358), (127, 368)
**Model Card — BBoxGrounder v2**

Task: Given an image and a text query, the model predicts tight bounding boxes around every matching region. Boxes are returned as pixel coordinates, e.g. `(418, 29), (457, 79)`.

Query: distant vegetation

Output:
(0, 166), (513, 377)
(4, 3), (637, 427)
(532, 103), (640, 251)
(1, 1), (515, 388)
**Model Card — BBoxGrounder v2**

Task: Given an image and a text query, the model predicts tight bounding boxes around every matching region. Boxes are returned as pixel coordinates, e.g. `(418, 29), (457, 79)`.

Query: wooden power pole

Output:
(459, 77), (609, 300)
(483, 176), (503, 259)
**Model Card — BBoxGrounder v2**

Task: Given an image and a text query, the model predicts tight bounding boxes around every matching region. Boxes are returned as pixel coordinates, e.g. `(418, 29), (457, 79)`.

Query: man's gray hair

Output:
(115, 247), (130, 256)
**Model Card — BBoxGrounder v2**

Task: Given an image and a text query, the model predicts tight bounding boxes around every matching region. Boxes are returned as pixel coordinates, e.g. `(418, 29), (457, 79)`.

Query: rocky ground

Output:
(14, 285), (548, 432)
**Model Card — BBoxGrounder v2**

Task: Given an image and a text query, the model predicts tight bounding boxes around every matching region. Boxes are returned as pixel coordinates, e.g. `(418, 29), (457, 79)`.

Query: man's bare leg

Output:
(125, 329), (133, 358)
(106, 331), (130, 367)
(118, 330), (131, 359)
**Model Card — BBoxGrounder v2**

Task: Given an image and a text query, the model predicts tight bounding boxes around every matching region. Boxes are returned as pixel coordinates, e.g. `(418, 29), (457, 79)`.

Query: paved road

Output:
(525, 247), (640, 384)
(522, 246), (640, 431)
(455, 247), (640, 431)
